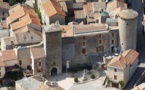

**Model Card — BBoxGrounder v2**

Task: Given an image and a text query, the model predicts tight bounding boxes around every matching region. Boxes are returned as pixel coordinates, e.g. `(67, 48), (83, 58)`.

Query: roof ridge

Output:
(118, 56), (123, 68)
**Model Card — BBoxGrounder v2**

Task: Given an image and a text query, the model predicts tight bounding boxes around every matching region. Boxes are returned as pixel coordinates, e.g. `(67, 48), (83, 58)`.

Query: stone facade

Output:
(43, 24), (62, 76)
(62, 27), (119, 66)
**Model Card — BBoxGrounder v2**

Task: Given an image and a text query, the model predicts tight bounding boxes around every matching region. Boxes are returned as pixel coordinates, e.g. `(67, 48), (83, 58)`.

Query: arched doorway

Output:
(111, 46), (114, 53)
(51, 67), (57, 76)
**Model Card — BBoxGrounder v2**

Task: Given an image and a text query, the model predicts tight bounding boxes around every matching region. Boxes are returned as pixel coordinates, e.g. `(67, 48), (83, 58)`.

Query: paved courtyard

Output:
(47, 70), (119, 90)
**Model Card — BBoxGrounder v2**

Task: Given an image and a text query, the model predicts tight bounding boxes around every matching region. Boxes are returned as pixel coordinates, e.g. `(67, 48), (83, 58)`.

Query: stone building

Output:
(43, 24), (62, 76)
(107, 49), (139, 88)
(61, 24), (119, 67)
(0, 1), (10, 21)
(38, 0), (65, 25)
(118, 9), (138, 52)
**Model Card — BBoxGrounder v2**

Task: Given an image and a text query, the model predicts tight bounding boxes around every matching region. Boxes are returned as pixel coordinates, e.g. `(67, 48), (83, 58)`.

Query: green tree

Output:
(74, 77), (79, 82)
(119, 80), (125, 90)
(9, 0), (26, 6)
(106, 76), (110, 87)
(90, 74), (96, 79)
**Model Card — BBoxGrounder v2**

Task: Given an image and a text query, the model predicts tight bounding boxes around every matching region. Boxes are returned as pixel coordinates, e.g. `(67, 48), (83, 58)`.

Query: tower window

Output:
(39, 62), (41, 66)
(112, 40), (114, 44)
(83, 42), (85, 46)
(96, 47), (98, 52)
(99, 40), (101, 44)
(82, 48), (86, 54)
(83, 36), (85, 40)
(112, 33), (114, 37)
(99, 34), (101, 38)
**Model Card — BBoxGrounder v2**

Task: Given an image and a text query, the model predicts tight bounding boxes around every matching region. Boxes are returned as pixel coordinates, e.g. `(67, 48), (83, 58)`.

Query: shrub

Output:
(119, 80), (125, 90)
(90, 74), (96, 79)
(106, 76), (110, 87)
(74, 77), (79, 82)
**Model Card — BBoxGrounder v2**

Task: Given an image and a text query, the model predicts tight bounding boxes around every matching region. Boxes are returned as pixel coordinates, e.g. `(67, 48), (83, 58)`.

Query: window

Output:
(83, 36), (85, 40)
(112, 40), (114, 44)
(37, 69), (41, 72)
(112, 33), (114, 37)
(99, 34), (101, 38)
(2, 12), (4, 15)
(114, 69), (117, 72)
(19, 60), (22, 65)
(114, 75), (117, 80)
(83, 42), (85, 46)
(39, 62), (41, 66)
(11, 41), (13, 45)
(82, 48), (86, 54)
(96, 47), (98, 52)
(99, 40), (101, 44)
(0, 72), (1, 76)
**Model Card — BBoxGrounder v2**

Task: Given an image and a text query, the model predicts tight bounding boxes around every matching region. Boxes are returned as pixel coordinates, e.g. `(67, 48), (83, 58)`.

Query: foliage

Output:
(119, 80), (125, 90)
(3, 70), (23, 80)
(106, 76), (110, 87)
(9, 0), (26, 6)
(34, 0), (41, 19)
(3, 64), (23, 80)
(74, 77), (79, 82)
(90, 74), (95, 79)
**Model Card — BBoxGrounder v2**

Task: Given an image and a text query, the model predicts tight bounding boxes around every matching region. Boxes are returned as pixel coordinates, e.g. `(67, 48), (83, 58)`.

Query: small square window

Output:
(112, 33), (114, 37)
(82, 48), (86, 54)
(99, 40), (101, 44)
(114, 69), (117, 72)
(83, 42), (85, 46)
(99, 34), (101, 38)
(83, 36), (85, 40)
(112, 40), (114, 44)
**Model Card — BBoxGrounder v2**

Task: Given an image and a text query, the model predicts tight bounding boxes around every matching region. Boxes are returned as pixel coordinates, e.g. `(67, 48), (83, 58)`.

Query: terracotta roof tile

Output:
(42, 0), (65, 17)
(0, 2), (10, 9)
(60, 25), (73, 37)
(2, 50), (17, 61)
(7, 4), (25, 24)
(31, 47), (45, 59)
(108, 49), (139, 69)
(10, 14), (32, 30)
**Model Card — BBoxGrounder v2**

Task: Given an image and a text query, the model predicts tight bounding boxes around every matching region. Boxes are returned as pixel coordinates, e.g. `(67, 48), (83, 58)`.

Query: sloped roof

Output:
(31, 47), (45, 59)
(42, 0), (65, 17)
(108, 49), (139, 69)
(7, 4), (25, 24)
(2, 50), (17, 61)
(10, 14), (32, 30)
(107, 0), (127, 12)
(60, 25), (73, 37)
(0, 1), (10, 9)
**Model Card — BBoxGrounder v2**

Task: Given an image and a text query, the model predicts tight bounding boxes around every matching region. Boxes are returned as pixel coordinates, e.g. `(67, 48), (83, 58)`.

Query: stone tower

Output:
(43, 24), (62, 76)
(118, 9), (138, 52)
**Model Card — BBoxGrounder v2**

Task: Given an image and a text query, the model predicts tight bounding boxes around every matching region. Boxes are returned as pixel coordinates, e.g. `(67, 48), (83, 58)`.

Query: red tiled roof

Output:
(108, 49), (139, 69)
(42, 0), (65, 17)
(2, 50), (17, 61)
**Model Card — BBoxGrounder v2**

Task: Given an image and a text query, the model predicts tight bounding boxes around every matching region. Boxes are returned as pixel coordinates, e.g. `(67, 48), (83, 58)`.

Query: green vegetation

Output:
(34, 0), (41, 19)
(74, 77), (79, 82)
(3, 64), (23, 80)
(106, 76), (110, 87)
(8, 0), (26, 6)
(90, 74), (95, 79)
(119, 80), (125, 90)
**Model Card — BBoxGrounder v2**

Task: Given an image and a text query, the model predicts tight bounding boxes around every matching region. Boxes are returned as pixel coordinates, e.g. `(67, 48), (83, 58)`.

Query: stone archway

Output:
(51, 67), (57, 76)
